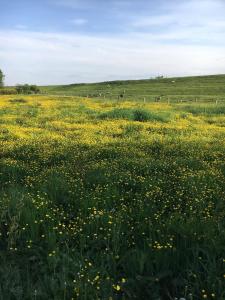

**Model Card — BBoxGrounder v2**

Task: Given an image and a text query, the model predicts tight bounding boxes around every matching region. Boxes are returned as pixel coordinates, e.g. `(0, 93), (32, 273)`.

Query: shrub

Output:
(0, 88), (17, 95)
(15, 84), (40, 94)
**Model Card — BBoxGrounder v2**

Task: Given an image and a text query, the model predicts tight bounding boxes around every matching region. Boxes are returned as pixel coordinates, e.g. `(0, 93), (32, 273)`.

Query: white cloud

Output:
(131, 0), (225, 42)
(70, 18), (88, 26)
(132, 15), (175, 28)
(0, 29), (225, 85)
(1, 0), (225, 85)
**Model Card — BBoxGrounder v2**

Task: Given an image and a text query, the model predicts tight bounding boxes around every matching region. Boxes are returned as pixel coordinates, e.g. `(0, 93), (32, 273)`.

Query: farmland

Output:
(41, 74), (225, 102)
(0, 76), (225, 299)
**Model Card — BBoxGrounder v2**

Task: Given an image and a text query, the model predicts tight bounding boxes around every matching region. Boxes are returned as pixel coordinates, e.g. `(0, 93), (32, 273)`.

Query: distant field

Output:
(41, 74), (225, 102)
(0, 94), (225, 299)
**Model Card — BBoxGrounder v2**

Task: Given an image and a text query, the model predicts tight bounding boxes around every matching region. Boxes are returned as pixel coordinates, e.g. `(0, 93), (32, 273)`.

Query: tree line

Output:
(0, 69), (40, 94)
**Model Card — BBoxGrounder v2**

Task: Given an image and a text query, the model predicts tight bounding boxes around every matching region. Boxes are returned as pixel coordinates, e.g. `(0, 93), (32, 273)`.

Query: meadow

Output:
(41, 74), (225, 102)
(0, 84), (225, 299)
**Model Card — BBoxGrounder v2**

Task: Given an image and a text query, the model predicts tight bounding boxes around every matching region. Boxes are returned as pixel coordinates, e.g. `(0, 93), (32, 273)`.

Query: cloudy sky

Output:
(0, 0), (225, 85)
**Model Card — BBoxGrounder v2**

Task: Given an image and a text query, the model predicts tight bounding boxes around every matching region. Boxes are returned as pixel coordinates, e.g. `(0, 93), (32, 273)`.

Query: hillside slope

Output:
(41, 74), (225, 102)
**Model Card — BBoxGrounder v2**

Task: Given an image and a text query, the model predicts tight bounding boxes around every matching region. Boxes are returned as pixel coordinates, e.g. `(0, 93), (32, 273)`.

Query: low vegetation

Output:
(0, 94), (225, 299)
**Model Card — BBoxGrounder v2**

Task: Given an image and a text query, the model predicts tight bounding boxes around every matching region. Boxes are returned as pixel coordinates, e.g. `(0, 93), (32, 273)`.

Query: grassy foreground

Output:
(0, 95), (225, 299)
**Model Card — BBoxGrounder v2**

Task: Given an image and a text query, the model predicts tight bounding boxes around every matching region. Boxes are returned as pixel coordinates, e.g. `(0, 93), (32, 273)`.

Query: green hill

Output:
(41, 74), (225, 102)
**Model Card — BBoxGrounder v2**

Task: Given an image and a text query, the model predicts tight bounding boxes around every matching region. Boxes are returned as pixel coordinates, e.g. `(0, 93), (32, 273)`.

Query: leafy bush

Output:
(15, 84), (40, 94)
(0, 88), (17, 95)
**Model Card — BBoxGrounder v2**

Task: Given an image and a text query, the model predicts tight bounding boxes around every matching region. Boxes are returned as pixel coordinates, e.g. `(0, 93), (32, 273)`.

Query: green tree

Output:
(15, 84), (40, 94)
(0, 69), (5, 87)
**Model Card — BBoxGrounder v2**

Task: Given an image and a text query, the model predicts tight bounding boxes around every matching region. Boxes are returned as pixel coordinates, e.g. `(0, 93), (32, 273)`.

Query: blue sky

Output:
(0, 0), (225, 85)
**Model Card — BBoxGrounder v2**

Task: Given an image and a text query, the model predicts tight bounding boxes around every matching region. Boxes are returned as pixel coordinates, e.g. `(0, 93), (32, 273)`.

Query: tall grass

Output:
(178, 103), (225, 115)
(98, 108), (172, 122)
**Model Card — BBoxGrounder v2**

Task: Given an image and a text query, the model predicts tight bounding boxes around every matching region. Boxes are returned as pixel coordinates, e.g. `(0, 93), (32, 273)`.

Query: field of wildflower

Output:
(0, 94), (225, 300)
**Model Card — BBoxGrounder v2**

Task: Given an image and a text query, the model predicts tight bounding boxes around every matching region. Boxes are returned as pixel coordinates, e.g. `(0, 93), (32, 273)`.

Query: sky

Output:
(0, 0), (225, 85)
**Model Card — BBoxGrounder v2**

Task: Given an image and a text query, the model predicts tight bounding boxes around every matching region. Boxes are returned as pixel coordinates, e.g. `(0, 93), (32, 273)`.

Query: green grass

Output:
(40, 74), (225, 103)
(177, 103), (225, 115)
(0, 92), (225, 299)
(98, 108), (172, 122)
